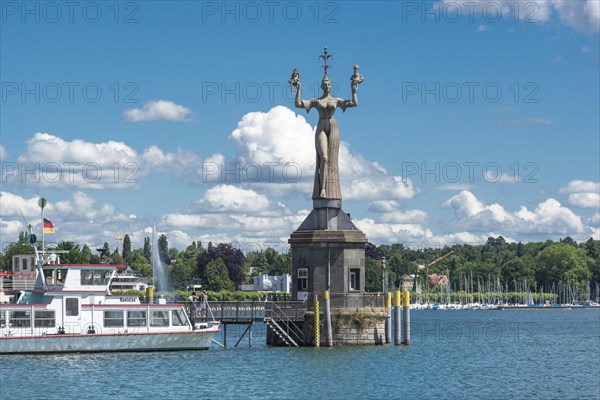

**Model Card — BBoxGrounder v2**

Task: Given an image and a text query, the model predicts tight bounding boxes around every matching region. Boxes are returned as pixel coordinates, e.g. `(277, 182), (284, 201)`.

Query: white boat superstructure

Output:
(0, 262), (219, 354)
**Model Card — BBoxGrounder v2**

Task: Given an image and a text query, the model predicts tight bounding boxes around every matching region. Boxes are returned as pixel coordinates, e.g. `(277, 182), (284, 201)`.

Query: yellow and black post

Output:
(393, 290), (402, 345)
(402, 290), (411, 346)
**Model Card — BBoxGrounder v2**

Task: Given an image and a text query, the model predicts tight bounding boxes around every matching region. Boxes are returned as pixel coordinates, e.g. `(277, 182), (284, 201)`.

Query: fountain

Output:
(151, 223), (171, 293)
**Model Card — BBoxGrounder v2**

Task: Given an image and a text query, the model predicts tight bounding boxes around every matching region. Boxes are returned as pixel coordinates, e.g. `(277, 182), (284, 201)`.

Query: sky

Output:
(1, 0), (599, 254)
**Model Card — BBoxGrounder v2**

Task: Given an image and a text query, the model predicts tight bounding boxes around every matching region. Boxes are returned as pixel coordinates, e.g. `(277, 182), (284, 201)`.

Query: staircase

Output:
(264, 301), (305, 347)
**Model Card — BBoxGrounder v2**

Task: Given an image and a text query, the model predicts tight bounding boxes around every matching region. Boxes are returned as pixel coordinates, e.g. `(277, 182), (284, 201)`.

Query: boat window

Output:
(34, 310), (55, 327)
(81, 270), (94, 285)
(13, 256), (20, 272)
(172, 310), (187, 326)
(9, 310), (31, 328)
(56, 269), (68, 286)
(65, 298), (79, 316)
(150, 311), (169, 326)
(104, 311), (124, 327)
(44, 269), (55, 285)
(127, 311), (147, 327)
(0, 311), (6, 328)
(93, 270), (111, 285)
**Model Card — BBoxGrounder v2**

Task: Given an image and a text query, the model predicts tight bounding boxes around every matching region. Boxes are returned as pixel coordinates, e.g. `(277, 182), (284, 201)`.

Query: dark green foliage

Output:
(122, 234), (132, 261)
(197, 243), (245, 288)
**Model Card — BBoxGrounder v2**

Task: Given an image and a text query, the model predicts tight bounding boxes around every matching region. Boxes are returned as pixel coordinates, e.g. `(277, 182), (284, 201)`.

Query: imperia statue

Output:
(292, 47), (363, 200)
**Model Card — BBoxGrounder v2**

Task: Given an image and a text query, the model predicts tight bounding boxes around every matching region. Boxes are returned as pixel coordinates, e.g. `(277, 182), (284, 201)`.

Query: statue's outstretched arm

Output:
(294, 82), (313, 112)
(339, 84), (358, 112)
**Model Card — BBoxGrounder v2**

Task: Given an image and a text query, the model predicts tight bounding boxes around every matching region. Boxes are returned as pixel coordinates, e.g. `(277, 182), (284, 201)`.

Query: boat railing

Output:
(0, 274), (37, 292)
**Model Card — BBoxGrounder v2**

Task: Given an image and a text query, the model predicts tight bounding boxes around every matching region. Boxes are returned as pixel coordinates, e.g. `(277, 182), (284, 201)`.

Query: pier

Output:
(185, 300), (307, 348)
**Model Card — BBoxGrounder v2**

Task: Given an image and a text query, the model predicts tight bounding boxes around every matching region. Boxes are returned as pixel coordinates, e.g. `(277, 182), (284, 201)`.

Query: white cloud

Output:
(477, 24), (489, 32)
(368, 200), (428, 223)
(439, 0), (599, 33)
(123, 100), (193, 122)
(191, 184), (289, 215)
(568, 193), (600, 209)
(550, 0), (600, 33)
(226, 106), (420, 201)
(559, 180), (600, 208)
(9, 133), (199, 189)
(528, 116), (555, 125)
(443, 190), (587, 236)
(560, 180), (600, 193)
(0, 145), (7, 159)
(354, 218), (433, 244)
(434, 183), (475, 191)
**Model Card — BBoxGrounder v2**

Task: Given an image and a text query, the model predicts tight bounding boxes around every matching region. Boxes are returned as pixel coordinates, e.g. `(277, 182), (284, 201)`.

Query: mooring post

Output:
(394, 290), (402, 345)
(402, 290), (410, 346)
(323, 290), (333, 347)
(385, 292), (392, 344)
(314, 294), (320, 348)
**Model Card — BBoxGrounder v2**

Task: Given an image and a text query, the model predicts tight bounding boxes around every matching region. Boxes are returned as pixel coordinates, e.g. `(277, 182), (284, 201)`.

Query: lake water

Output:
(1, 309), (598, 399)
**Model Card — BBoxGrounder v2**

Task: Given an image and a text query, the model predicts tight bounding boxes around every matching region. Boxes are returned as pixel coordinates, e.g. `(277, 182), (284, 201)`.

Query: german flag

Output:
(43, 218), (55, 234)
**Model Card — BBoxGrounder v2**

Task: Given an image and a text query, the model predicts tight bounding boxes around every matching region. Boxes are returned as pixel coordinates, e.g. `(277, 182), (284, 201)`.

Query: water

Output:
(1, 310), (598, 399)
(151, 223), (170, 291)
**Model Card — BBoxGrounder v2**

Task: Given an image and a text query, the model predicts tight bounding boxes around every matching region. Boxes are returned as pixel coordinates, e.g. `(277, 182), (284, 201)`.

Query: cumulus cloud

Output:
(225, 106), (420, 201)
(0, 145), (7, 159)
(354, 218), (433, 244)
(560, 180), (600, 194)
(560, 180), (600, 209)
(368, 200), (428, 223)
(123, 100), (193, 122)
(189, 184), (290, 215)
(568, 193), (600, 209)
(439, 0), (599, 33)
(8, 133), (200, 189)
(443, 190), (587, 236)
(0, 191), (136, 247)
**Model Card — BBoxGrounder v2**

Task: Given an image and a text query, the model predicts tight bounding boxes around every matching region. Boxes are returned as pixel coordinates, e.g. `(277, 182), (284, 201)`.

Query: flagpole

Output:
(38, 198), (47, 258)
(41, 206), (45, 257)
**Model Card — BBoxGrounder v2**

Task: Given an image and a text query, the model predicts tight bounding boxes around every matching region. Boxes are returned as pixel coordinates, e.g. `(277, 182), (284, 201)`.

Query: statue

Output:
(293, 48), (363, 200)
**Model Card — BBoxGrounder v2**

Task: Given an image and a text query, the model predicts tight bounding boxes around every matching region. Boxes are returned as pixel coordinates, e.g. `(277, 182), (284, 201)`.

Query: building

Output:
(241, 274), (292, 293)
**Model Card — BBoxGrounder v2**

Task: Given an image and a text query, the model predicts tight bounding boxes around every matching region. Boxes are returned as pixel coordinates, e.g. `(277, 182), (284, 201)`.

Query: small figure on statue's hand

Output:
(350, 64), (364, 89)
(289, 68), (300, 92)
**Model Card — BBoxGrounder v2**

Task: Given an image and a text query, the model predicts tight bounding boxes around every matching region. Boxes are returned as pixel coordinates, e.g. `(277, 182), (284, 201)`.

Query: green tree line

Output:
(2, 233), (598, 297)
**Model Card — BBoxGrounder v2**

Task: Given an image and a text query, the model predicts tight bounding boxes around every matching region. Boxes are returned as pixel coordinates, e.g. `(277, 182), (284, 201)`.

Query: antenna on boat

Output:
(19, 207), (47, 290)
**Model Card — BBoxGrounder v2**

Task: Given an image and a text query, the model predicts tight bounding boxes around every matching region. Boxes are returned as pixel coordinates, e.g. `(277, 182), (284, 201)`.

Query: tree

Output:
(128, 250), (152, 277)
(143, 237), (151, 261)
(197, 243), (245, 288)
(270, 252), (291, 276)
(81, 244), (92, 263)
(204, 259), (233, 291)
(501, 257), (535, 291)
(2, 232), (32, 271)
(158, 234), (170, 264)
(122, 234), (132, 261)
(55, 241), (85, 264)
(365, 258), (382, 292)
(535, 243), (593, 287)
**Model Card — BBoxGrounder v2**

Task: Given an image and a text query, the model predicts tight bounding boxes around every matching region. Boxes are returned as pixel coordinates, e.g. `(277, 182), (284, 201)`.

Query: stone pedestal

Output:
(289, 201), (367, 306)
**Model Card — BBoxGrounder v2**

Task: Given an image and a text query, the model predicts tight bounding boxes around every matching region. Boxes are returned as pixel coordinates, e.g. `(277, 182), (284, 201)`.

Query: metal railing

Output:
(264, 301), (306, 346)
(305, 293), (386, 309)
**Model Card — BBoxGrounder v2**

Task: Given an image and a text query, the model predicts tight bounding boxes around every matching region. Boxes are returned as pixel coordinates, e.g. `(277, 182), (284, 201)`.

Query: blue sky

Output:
(1, 0), (599, 253)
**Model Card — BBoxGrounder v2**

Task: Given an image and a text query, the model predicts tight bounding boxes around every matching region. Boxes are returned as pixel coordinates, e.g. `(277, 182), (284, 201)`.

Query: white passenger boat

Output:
(0, 257), (219, 354)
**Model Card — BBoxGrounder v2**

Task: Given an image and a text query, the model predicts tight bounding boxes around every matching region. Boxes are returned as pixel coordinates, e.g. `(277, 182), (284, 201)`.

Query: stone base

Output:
(289, 230), (367, 300)
(302, 308), (387, 346)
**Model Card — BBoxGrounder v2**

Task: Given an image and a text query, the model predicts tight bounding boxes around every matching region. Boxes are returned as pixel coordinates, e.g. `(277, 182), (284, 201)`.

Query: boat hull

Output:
(0, 328), (218, 354)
